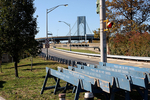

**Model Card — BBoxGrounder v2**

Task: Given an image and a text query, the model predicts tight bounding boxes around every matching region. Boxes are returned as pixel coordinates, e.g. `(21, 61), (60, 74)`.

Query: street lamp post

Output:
(46, 4), (68, 60)
(58, 21), (71, 51)
(48, 33), (53, 48)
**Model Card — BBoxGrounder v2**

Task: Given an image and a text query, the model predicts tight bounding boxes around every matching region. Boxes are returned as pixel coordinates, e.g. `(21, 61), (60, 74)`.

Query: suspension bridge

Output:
(36, 16), (99, 43)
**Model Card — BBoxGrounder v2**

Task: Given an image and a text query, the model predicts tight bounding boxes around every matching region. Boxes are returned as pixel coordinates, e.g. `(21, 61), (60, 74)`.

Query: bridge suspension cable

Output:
(66, 17), (93, 37)
(66, 20), (77, 36)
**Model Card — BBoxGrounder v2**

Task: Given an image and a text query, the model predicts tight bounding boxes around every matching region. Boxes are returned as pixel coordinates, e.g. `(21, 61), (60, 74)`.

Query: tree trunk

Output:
(0, 61), (2, 73)
(14, 61), (19, 77)
(31, 56), (33, 71)
(0, 58), (2, 73)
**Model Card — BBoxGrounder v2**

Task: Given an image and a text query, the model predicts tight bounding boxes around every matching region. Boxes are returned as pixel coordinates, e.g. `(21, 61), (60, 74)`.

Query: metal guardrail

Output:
(53, 48), (150, 61)
(38, 53), (87, 66)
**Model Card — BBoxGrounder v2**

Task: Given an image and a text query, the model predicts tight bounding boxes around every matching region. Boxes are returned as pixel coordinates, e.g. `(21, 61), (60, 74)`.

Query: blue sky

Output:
(34, 0), (100, 38)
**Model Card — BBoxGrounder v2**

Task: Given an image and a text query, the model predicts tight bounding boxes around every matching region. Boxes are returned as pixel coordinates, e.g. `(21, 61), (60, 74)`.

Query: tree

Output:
(0, 35), (3, 73)
(26, 39), (41, 71)
(109, 32), (150, 56)
(106, 0), (150, 34)
(0, 10), (5, 73)
(93, 29), (100, 39)
(93, 28), (111, 42)
(0, 0), (39, 77)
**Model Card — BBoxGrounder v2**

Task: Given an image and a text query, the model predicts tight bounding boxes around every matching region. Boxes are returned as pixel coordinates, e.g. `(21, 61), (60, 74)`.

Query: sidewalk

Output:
(0, 96), (5, 100)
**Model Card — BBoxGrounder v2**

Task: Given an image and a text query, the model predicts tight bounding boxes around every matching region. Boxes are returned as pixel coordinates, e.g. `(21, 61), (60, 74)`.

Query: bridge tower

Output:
(77, 16), (86, 36)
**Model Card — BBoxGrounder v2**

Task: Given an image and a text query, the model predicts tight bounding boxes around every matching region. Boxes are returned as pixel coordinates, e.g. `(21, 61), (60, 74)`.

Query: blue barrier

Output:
(68, 65), (131, 91)
(57, 67), (110, 93)
(41, 67), (109, 100)
(98, 62), (150, 82)
(84, 64), (147, 88)
(40, 53), (149, 100)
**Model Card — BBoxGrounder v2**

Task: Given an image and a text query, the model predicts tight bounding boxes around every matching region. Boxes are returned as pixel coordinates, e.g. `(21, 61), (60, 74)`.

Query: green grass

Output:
(0, 56), (105, 100)
(0, 56), (143, 100)
(56, 48), (99, 54)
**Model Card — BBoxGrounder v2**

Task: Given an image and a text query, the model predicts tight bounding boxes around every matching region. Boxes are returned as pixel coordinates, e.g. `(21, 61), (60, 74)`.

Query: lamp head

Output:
(64, 4), (68, 6)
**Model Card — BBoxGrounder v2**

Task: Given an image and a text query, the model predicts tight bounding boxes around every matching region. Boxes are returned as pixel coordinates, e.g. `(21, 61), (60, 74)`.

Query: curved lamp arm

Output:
(58, 21), (70, 27)
(47, 4), (68, 13)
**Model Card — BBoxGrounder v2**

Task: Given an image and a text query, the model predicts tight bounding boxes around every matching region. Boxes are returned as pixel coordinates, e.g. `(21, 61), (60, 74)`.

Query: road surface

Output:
(42, 48), (150, 68)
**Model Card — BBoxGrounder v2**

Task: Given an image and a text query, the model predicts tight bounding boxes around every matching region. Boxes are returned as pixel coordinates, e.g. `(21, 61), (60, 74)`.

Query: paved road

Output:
(42, 48), (98, 65)
(42, 48), (150, 68)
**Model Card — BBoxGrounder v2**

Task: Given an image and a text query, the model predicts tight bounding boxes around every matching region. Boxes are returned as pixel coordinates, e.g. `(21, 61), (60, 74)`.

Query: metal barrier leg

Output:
(41, 71), (49, 94)
(72, 86), (76, 93)
(104, 92), (109, 100)
(74, 80), (82, 100)
(135, 75), (148, 100)
(136, 86), (144, 98)
(41, 69), (59, 94)
(63, 83), (74, 93)
(144, 87), (148, 100)
(125, 91), (130, 100)
(110, 78), (117, 100)
(144, 77), (148, 100)
(63, 82), (69, 93)
(54, 78), (60, 95)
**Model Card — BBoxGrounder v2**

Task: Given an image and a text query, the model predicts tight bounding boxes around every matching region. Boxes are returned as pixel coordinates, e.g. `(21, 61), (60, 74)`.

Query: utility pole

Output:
(99, 0), (107, 62)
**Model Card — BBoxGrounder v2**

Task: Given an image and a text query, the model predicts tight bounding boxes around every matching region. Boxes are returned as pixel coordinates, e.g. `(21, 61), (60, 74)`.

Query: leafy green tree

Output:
(0, 0), (39, 77)
(106, 0), (150, 34)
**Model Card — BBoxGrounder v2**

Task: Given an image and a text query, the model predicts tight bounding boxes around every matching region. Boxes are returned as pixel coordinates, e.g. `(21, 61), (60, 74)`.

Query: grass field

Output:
(0, 56), (105, 100)
(0, 56), (142, 100)
(56, 48), (99, 54)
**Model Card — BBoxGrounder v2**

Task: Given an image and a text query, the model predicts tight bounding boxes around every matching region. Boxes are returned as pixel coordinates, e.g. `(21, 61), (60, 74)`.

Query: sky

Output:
(34, 0), (100, 39)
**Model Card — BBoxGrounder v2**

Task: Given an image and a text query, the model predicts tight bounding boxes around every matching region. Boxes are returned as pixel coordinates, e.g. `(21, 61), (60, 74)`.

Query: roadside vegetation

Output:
(108, 32), (150, 56)
(94, 0), (150, 57)
(56, 48), (99, 54)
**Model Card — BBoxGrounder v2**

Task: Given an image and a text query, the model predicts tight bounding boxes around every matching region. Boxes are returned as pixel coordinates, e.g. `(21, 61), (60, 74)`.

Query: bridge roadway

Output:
(36, 35), (99, 43)
(42, 48), (150, 68)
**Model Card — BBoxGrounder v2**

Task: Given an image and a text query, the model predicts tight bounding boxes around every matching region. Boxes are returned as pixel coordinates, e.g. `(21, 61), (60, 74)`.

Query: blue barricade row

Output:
(40, 52), (149, 100)
(57, 67), (110, 93)
(68, 65), (131, 91)
(98, 62), (150, 83)
(89, 63), (149, 100)
(41, 67), (110, 100)
(99, 62), (150, 82)
(86, 64), (147, 88)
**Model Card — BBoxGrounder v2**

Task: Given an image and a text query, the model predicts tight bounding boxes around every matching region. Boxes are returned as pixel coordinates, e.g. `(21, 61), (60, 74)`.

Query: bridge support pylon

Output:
(77, 16), (86, 36)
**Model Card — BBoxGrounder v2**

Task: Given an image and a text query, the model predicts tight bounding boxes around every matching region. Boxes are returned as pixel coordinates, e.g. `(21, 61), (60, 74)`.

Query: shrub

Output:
(109, 32), (150, 57)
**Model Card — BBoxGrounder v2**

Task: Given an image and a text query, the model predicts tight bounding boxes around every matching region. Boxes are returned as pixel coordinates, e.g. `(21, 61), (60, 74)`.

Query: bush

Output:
(109, 32), (150, 57)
